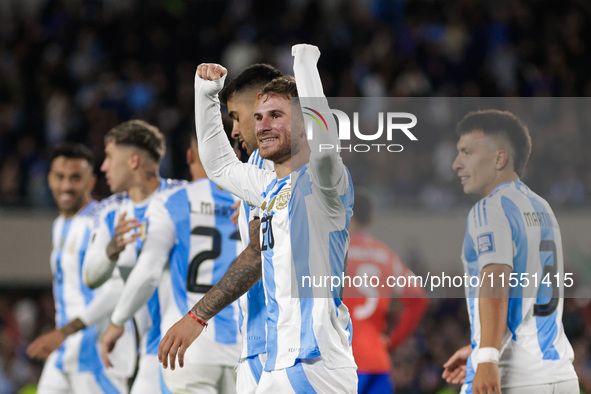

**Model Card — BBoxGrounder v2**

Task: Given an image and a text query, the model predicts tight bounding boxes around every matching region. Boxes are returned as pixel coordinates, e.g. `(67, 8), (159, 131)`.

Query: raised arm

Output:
(194, 64), (270, 208)
(292, 44), (346, 191)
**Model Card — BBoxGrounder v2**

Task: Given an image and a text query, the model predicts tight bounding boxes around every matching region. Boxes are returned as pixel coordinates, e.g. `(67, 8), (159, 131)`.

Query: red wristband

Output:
(188, 311), (208, 330)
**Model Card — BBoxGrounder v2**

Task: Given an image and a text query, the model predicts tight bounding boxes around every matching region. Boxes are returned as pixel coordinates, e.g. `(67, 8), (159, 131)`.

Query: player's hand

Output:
(26, 329), (66, 361)
(291, 44), (321, 62)
(100, 323), (124, 368)
(158, 313), (205, 370)
(442, 344), (472, 384)
(230, 201), (241, 225)
(194, 63), (227, 96)
(106, 212), (140, 261)
(197, 63), (227, 81)
(472, 362), (501, 394)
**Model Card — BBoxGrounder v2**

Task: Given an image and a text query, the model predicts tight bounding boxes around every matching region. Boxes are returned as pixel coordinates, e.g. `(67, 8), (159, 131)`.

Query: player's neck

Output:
(128, 176), (161, 203)
(190, 165), (207, 182)
(61, 196), (93, 219)
(274, 146), (310, 179)
(482, 172), (519, 198)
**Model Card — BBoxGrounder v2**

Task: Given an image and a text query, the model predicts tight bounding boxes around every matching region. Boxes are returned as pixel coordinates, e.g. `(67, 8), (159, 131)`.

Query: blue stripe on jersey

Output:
(165, 189), (191, 316)
(78, 325), (101, 372)
(54, 218), (72, 371)
(477, 201), (482, 227)
(464, 354), (475, 393)
(328, 230), (348, 299)
(133, 202), (162, 355)
(104, 210), (117, 238)
(262, 238), (278, 370)
(247, 354), (263, 383)
(145, 290), (161, 354)
(93, 368), (120, 393)
(290, 168), (320, 361)
(501, 196), (527, 340)
(78, 227), (94, 305)
(211, 182), (238, 345)
(286, 361), (317, 394)
(55, 219), (72, 328)
(482, 199), (488, 225)
(261, 175), (286, 369)
(246, 281), (267, 355)
(471, 206), (477, 229)
(462, 225), (478, 363)
(462, 219), (478, 388)
(160, 368), (173, 394)
(526, 188), (560, 360)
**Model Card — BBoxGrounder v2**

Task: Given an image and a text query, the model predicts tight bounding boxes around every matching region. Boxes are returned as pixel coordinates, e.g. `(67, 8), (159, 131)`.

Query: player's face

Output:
(48, 157), (95, 218)
(227, 93), (258, 155)
(452, 130), (500, 197)
(101, 141), (133, 193)
(254, 94), (293, 164)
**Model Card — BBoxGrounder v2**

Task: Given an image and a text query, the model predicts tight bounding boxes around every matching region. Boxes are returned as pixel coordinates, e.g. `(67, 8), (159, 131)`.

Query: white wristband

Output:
(477, 347), (500, 364)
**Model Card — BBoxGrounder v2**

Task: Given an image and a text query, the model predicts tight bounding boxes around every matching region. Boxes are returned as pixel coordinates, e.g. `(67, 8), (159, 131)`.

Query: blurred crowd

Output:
(1, 0), (591, 208)
(1, 0), (591, 392)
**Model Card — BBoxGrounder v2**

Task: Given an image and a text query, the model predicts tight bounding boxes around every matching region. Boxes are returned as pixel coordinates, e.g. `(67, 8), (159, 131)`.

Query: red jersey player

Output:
(343, 189), (429, 393)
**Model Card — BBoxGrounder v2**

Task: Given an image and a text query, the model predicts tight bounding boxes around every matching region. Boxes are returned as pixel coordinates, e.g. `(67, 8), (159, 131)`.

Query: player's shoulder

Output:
(96, 193), (126, 215)
(160, 178), (187, 192)
(78, 200), (101, 219)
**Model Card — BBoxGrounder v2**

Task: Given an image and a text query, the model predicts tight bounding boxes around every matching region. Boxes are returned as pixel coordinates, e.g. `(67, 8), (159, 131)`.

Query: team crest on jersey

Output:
(275, 187), (290, 210)
(477, 232), (495, 255)
(261, 187), (291, 215)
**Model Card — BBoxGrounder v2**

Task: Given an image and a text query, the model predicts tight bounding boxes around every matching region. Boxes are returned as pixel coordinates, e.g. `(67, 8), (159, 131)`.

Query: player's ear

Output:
(186, 147), (194, 165)
(89, 174), (97, 191)
(495, 149), (509, 171)
(129, 151), (140, 170)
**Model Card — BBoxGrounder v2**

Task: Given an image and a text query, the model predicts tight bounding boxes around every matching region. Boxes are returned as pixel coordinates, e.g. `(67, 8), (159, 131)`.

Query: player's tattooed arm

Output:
(59, 318), (86, 336)
(191, 218), (261, 321)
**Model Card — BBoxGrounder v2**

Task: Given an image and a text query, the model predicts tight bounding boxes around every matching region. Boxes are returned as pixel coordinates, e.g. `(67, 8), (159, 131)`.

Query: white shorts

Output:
(256, 357), (357, 394)
(461, 378), (580, 394)
(236, 354), (267, 394)
(502, 379), (580, 394)
(38, 352), (128, 394)
(130, 354), (171, 394)
(162, 363), (237, 394)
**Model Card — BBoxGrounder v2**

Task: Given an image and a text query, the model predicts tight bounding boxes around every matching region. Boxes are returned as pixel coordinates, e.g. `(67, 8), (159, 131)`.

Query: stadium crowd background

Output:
(1, 0), (591, 392)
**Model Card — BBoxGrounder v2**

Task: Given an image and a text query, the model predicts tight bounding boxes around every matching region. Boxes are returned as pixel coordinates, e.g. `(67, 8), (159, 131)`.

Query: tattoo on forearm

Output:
(59, 318), (86, 336)
(192, 220), (262, 320)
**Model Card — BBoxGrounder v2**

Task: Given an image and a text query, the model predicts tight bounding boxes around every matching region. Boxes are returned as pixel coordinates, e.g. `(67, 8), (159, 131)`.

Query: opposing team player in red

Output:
(343, 188), (429, 394)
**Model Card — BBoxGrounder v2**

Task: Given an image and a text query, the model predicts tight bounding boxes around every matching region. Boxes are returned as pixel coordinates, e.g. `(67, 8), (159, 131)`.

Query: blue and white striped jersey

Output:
(111, 178), (242, 366)
(258, 162), (355, 371)
(50, 201), (135, 376)
(84, 178), (185, 356)
(237, 149), (274, 360)
(461, 181), (577, 390)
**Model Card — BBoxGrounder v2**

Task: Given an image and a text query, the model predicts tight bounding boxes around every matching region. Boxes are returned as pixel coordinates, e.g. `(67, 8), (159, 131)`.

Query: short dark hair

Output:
(353, 188), (375, 226)
(456, 110), (532, 175)
(260, 75), (298, 101)
(51, 142), (94, 168)
(219, 64), (283, 106)
(105, 120), (165, 162)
